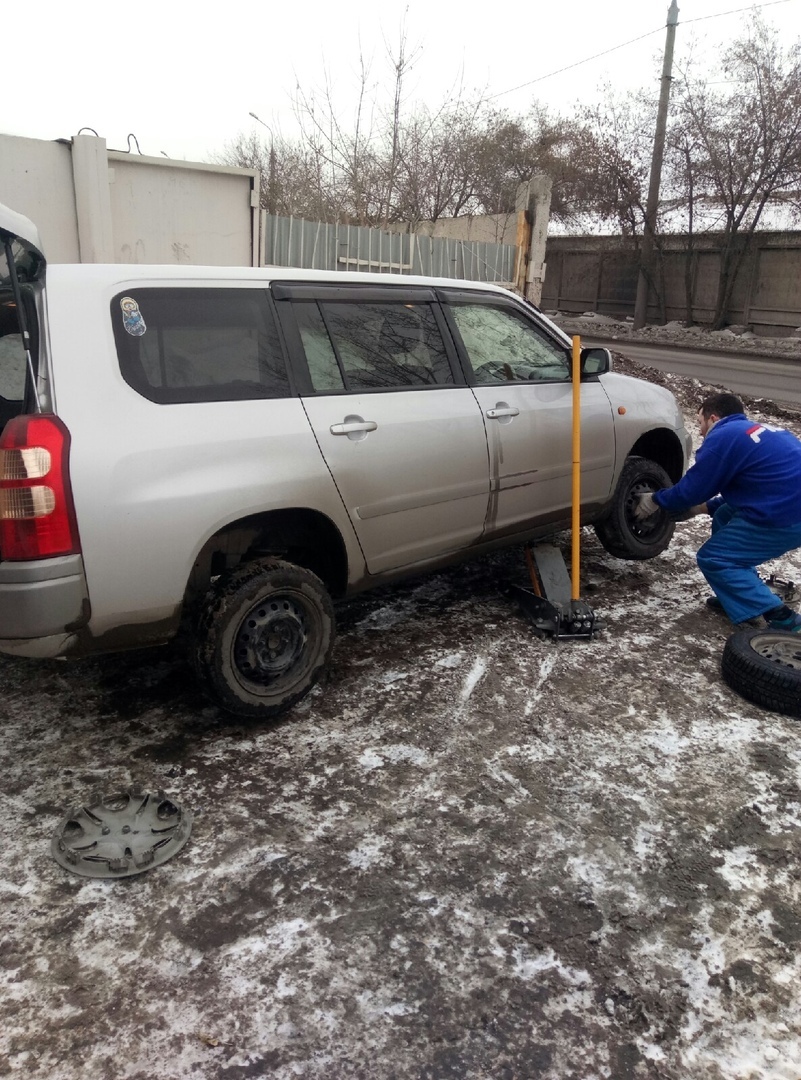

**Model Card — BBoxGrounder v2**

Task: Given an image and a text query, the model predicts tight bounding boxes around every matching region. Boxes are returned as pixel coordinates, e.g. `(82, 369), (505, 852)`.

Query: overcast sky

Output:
(5, 0), (800, 163)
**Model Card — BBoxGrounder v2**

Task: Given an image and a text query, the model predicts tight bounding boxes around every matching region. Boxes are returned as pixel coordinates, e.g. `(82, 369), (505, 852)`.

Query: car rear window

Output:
(0, 288), (36, 432)
(112, 288), (291, 403)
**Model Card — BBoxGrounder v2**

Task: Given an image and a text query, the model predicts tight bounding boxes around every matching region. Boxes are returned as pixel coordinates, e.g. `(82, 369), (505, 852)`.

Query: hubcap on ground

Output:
(51, 789), (192, 878)
(234, 594), (309, 685)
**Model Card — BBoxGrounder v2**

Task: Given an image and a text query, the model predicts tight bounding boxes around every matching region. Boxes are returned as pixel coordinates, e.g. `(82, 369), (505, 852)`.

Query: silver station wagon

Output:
(0, 204), (690, 717)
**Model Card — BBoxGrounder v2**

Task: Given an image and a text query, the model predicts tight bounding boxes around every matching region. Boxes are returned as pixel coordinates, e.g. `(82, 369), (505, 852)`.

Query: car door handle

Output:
(485, 407), (519, 419)
(330, 420), (378, 435)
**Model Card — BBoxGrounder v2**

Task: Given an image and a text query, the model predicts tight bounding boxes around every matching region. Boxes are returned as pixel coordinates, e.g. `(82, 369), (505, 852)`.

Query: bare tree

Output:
(578, 91), (653, 238)
(214, 131), (339, 221)
(672, 17), (801, 327)
(578, 91), (674, 320)
(220, 37), (600, 232)
(672, 131), (701, 325)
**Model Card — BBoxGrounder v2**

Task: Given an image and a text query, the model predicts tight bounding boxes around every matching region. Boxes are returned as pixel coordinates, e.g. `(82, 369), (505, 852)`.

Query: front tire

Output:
(594, 456), (676, 560)
(193, 558), (335, 720)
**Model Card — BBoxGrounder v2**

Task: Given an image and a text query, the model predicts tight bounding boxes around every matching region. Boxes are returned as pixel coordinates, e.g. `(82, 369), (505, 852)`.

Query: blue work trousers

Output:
(696, 503), (801, 623)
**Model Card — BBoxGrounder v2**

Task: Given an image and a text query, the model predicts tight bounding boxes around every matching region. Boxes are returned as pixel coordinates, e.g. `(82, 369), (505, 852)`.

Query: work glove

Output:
(633, 492), (659, 520)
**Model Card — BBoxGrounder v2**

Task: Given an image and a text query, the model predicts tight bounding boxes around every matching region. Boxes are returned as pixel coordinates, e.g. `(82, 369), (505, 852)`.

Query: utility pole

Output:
(249, 112), (277, 216)
(632, 0), (679, 329)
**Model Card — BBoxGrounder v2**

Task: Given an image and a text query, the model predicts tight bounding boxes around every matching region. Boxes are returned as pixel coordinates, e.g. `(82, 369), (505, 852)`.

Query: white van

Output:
(0, 204), (691, 718)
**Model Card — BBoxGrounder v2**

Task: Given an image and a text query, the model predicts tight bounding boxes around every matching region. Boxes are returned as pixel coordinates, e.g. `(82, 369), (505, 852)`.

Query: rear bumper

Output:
(0, 632), (79, 658)
(0, 554), (89, 647)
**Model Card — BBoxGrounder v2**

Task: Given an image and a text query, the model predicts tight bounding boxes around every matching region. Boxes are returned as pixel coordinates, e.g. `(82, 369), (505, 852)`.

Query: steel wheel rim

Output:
(233, 591), (311, 689)
(625, 476), (668, 539)
(749, 631), (801, 671)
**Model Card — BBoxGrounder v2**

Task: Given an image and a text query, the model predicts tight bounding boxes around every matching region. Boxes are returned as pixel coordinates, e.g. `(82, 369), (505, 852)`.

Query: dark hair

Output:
(699, 392), (745, 420)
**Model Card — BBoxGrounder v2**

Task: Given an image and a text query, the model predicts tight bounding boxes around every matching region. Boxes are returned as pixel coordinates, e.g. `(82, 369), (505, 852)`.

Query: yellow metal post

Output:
(571, 336), (581, 600)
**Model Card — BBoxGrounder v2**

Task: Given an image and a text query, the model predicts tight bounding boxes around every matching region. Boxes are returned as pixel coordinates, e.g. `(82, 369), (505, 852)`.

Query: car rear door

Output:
(440, 290), (616, 538)
(274, 284), (490, 575)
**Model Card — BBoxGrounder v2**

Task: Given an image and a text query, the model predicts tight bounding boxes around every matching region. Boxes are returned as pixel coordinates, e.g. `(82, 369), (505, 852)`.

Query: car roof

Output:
(44, 263), (517, 295)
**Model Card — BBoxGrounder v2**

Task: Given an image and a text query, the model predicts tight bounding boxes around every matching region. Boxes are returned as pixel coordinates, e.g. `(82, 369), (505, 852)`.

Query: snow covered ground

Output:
(1, 363), (800, 1079)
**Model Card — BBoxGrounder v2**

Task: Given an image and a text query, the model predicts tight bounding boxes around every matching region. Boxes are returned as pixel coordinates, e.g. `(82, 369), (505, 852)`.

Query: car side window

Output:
(293, 302), (346, 392)
(294, 300), (454, 392)
(450, 303), (570, 384)
(112, 288), (290, 403)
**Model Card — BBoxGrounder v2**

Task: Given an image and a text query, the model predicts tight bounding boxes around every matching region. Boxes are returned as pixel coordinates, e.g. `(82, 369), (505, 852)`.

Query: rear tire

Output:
(193, 558), (335, 720)
(721, 629), (801, 717)
(594, 456), (675, 561)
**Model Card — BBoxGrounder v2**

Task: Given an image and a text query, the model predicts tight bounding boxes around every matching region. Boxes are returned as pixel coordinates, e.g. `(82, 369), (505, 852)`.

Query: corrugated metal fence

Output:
(261, 213), (516, 285)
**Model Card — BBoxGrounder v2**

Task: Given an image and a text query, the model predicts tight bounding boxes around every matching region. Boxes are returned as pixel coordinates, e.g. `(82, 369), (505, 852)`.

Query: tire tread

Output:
(721, 629), (801, 717)
(192, 557), (334, 719)
(594, 456), (675, 561)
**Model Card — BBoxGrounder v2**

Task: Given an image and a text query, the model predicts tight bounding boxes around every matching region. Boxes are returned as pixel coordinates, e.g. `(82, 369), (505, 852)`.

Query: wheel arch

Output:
(626, 428), (685, 484)
(184, 508), (350, 612)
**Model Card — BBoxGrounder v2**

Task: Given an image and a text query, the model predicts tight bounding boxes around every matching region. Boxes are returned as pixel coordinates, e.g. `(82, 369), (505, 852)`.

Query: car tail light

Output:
(0, 415), (80, 560)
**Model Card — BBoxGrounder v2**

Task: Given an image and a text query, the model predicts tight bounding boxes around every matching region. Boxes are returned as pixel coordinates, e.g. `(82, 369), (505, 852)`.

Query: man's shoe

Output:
(706, 596), (724, 611)
(767, 611), (801, 633)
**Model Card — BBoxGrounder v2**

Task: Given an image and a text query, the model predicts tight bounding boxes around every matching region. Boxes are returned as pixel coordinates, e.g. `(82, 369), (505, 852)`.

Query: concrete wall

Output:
(0, 136), (81, 262)
(394, 212), (520, 246)
(542, 233), (801, 335)
(108, 156), (258, 265)
(391, 177), (552, 303)
(0, 133), (260, 266)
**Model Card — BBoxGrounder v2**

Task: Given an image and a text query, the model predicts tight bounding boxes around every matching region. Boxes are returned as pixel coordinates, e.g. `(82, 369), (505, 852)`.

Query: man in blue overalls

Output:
(634, 392), (801, 630)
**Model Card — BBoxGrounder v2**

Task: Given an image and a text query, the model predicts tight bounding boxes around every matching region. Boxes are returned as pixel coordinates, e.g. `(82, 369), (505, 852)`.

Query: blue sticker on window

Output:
(120, 296), (147, 337)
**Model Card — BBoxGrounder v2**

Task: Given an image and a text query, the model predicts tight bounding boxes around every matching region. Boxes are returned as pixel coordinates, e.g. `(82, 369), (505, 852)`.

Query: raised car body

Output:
(0, 204), (691, 714)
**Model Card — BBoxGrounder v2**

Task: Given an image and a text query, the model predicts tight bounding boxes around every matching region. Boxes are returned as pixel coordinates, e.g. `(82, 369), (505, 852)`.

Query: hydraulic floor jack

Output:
(514, 335), (604, 641)
(514, 543), (604, 640)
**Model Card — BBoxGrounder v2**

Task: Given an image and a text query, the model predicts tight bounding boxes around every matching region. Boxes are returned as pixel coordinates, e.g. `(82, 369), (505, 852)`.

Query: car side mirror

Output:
(580, 346), (611, 377)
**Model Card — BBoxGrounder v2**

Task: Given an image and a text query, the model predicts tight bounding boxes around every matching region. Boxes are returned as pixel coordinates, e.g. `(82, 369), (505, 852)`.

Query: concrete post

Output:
(522, 175), (552, 305)
(513, 182), (531, 295)
(71, 134), (114, 263)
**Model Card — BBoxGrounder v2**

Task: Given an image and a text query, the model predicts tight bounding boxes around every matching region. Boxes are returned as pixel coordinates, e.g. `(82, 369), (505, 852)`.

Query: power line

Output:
(489, 0), (799, 102)
(683, 0), (797, 24)
(488, 27), (664, 100)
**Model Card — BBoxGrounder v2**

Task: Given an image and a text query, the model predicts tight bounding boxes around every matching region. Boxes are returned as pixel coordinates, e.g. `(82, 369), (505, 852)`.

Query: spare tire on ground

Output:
(721, 629), (801, 717)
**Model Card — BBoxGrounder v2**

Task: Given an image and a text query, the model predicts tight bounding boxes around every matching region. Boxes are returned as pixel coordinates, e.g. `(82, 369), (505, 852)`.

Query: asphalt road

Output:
(586, 337), (801, 405)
